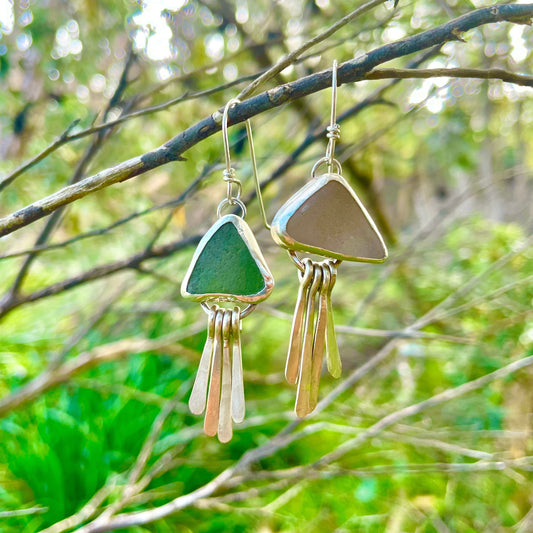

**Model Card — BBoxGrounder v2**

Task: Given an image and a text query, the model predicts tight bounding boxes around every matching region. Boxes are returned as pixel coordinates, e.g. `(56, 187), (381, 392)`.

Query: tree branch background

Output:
(0, 1), (532, 532)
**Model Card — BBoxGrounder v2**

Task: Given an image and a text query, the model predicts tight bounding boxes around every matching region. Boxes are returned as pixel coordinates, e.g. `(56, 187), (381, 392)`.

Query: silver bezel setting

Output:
(270, 173), (388, 263)
(181, 214), (274, 304)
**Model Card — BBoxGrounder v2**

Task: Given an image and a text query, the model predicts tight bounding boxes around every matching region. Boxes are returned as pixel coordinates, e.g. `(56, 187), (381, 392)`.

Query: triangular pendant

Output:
(182, 214), (274, 303)
(271, 173), (387, 263)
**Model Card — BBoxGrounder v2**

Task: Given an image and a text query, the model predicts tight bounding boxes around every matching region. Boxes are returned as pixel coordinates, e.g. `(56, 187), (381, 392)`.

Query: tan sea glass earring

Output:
(270, 61), (388, 417)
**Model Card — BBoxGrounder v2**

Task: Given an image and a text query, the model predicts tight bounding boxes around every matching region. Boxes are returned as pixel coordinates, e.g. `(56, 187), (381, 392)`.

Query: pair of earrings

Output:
(181, 62), (387, 442)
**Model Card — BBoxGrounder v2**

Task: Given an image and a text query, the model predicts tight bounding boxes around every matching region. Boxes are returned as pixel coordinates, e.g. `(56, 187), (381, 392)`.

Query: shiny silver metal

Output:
(309, 263), (329, 411)
(285, 258), (313, 384)
(181, 214), (274, 304)
(325, 59), (340, 173)
(221, 99), (243, 211)
(271, 173), (388, 263)
(201, 300), (255, 319)
(218, 309), (233, 443)
(231, 306), (245, 423)
(216, 197), (246, 219)
(188, 305), (216, 415)
(311, 155), (342, 178)
(219, 98), (270, 230)
(204, 309), (223, 437)
(288, 259), (343, 417)
(295, 264), (322, 417)
(325, 261), (341, 378)
(191, 304), (247, 441)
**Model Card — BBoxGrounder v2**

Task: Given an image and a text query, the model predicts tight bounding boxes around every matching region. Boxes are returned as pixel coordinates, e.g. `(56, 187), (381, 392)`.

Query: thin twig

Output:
(365, 67), (533, 86)
(39, 481), (118, 533)
(263, 306), (473, 343)
(316, 353), (533, 466)
(0, 234), (201, 318)
(0, 506), (48, 518)
(0, 322), (204, 418)
(235, 0), (385, 100)
(412, 234), (533, 329)
(0, 120), (80, 192)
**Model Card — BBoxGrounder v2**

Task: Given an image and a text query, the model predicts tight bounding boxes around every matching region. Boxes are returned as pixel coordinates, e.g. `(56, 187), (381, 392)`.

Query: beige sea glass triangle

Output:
(271, 173), (387, 263)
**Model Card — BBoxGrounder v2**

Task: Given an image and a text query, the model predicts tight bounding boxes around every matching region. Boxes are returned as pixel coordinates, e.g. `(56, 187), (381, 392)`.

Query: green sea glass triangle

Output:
(184, 216), (269, 299)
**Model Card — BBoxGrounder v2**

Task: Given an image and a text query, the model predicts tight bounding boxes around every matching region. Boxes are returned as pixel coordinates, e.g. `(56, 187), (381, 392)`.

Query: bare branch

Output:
(0, 507), (48, 518)
(0, 120), (80, 192)
(0, 197), (180, 261)
(1, 3), (531, 237)
(365, 67), (533, 86)
(216, 459), (533, 494)
(0, 149), (221, 265)
(263, 307), (473, 343)
(0, 322), (204, 418)
(0, 234), (200, 318)
(431, 274), (533, 322)
(50, 72), (259, 145)
(39, 482), (118, 533)
(0, 49), (136, 193)
(317, 353), (533, 466)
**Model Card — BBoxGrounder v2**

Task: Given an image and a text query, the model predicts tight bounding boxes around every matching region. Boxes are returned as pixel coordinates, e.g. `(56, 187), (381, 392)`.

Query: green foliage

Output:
(1, 218), (531, 532)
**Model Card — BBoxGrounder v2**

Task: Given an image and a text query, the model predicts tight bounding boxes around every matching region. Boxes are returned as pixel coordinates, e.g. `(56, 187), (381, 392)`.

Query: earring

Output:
(181, 99), (274, 442)
(270, 61), (388, 417)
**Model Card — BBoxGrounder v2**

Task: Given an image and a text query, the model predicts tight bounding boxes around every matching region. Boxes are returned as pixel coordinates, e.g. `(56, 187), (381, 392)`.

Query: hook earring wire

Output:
(310, 60), (342, 178)
(325, 60), (341, 174)
(245, 118), (271, 230)
(221, 99), (243, 214)
(220, 99), (271, 230)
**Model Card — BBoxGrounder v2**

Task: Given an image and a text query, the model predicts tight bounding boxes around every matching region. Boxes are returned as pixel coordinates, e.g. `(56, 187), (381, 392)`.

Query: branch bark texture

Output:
(0, 3), (531, 237)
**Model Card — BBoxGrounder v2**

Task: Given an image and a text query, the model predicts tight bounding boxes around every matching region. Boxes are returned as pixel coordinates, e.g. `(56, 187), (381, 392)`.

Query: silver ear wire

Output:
(310, 60), (343, 178)
(326, 60), (341, 174)
(220, 99), (270, 229)
(220, 99), (244, 218)
(325, 60), (340, 171)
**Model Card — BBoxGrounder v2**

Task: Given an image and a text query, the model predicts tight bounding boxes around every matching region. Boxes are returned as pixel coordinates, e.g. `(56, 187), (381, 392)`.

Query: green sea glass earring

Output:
(270, 61), (388, 417)
(181, 99), (274, 443)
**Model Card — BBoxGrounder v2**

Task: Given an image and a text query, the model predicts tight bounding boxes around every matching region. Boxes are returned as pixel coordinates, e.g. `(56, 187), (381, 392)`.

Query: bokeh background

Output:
(1, 0), (533, 531)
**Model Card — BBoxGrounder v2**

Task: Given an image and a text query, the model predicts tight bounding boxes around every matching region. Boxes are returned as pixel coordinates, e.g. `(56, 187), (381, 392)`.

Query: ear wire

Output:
(325, 60), (341, 174)
(220, 99), (270, 230)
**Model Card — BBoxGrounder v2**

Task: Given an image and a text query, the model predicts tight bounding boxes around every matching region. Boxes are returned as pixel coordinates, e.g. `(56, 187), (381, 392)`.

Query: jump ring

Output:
(201, 301), (255, 318)
(288, 250), (305, 272)
(311, 156), (342, 178)
(217, 197), (247, 218)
